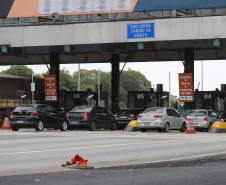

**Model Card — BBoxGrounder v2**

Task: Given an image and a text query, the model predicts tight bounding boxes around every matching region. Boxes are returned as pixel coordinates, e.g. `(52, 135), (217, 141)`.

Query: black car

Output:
(9, 104), (68, 131)
(114, 108), (144, 128)
(66, 105), (118, 131)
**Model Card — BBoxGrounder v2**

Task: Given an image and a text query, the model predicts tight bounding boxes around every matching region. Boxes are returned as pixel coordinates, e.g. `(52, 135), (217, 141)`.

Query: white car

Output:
(137, 107), (186, 132)
(185, 109), (220, 131)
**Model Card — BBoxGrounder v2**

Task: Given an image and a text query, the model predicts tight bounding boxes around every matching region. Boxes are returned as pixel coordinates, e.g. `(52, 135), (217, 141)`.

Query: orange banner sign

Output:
(44, 74), (57, 102)
(178, 73), (193, 102)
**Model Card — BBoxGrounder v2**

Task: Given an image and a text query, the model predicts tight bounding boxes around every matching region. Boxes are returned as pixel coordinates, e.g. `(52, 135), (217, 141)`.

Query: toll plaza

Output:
(127, 84), (169, 109)
(59, 90), (108, 112)
(1, 1), (226, 113)
(194, 86), (226, 113)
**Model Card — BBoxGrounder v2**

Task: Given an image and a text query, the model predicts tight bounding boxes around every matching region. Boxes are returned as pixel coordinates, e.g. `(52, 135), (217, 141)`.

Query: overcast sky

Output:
(0, 60), (225, 97)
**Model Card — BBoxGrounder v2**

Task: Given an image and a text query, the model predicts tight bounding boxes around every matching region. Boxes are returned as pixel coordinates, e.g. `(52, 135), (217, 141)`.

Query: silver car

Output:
(185, 109), (220, 131)
(137, 107), (186, 132)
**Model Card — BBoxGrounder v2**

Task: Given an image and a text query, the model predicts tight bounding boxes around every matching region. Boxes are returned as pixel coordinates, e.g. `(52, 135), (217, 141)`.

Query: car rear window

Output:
(188, 111), (206, 116)
(119, 109), (142, 114)
(14, 105), (36, 112)
(70, 106), (93, 112)
(143, 108), (164, 114)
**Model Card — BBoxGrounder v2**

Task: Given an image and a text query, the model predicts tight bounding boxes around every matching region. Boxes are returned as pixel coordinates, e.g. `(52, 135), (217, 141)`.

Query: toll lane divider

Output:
(124, 120), (140, 132)
(208, 121), (226, 133)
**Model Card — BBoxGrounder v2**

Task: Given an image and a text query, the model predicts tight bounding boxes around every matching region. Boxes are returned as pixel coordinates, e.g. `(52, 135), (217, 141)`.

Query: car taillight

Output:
(129, 114), (134, 117)
(10, 112), (13, 116)
(83, 113), (88, 119)
(114, 115), (118, 117)
(30, 112), (37, 116)
(185, 116), (188, 120)
(204, 116), (208, 121)
(154, 115), (162, 118)
(218, 115), (221, 119)
(66, 113), (68, 117)
(138, 115), (142, 118)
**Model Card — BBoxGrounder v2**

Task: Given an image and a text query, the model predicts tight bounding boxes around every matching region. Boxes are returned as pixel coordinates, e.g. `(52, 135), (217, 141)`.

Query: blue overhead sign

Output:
(127, 23), (154, 39)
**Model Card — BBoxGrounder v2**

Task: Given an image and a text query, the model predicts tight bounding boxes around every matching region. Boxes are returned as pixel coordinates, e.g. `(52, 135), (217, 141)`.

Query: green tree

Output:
(60, 68), (77, 91)
(0, 65), (34, 76)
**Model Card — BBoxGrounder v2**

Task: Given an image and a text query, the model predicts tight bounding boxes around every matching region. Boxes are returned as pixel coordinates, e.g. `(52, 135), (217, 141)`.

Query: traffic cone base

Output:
(1, 117), (11, 130)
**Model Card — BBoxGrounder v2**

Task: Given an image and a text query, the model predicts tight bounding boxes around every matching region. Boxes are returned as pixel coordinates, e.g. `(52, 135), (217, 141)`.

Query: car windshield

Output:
(188, 111), (206, 116)
(70, 106), (93, 112)
(143, 108), (164, 114)
(14, 105), (35, 112)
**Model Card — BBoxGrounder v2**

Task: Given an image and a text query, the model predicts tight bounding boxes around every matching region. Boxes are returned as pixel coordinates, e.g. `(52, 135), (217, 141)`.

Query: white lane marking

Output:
(1, 137), (226, 156)
(0, 140), (177, 155)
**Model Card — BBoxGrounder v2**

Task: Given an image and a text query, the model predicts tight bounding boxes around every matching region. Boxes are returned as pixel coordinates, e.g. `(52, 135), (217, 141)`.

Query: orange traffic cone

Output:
(186, 119), (196, 134)
(1, 117), (11, 130)
(61, 154), (80, 167)
(61, 154), (93, 169)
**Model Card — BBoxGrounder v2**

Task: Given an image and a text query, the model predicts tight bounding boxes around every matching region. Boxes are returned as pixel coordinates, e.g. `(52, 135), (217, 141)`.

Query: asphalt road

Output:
(1, 129), (226, 184)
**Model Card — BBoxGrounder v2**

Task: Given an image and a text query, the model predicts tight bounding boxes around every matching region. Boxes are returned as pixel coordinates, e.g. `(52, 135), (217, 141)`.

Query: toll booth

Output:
(127, 90), (169, 109)
(194, 90), (226, 113)
(60, 90), (108, 112)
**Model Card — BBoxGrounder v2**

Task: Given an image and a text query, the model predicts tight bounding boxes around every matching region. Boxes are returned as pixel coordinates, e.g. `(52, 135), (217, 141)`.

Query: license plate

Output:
(17, 120), (24, 123)
(120, 116), (126, 119)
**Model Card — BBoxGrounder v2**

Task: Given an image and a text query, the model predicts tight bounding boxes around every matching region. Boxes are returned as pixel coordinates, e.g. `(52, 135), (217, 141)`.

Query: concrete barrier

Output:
(208, 121), (226, 133)
(124, 120), (140, 132)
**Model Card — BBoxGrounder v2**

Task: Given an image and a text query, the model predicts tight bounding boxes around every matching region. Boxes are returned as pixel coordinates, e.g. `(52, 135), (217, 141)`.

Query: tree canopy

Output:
(0, 65), (33, 76)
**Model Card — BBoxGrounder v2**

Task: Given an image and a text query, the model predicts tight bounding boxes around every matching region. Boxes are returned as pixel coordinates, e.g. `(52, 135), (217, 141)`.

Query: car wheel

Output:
(11, 126), (19, 131)
(163, 123), (170, 132)
(90, 121), (96, 131)
(60, 121), (68, 131)
(180, 122), (187, 132)
(111, 121), (118, 131)
(140, 128), (146, 132)
(35, 120), (44, 131)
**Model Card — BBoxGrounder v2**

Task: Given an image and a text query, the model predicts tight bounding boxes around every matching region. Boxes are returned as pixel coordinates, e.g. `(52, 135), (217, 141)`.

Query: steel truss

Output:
(0, 9), (226, 26)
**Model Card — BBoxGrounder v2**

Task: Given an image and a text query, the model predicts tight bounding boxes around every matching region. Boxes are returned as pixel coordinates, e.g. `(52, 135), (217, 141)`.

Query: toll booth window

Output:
(188, 111), (206, 116)
(143, 108), (163, 114)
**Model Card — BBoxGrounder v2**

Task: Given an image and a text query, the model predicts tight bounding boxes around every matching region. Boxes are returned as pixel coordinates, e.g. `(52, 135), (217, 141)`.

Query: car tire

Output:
(111, 121), (118, 131)
(180, 122), (187, 132)
(90, 121), (96, 131)
(140, 128), (146, 132)
(163, 123), (170, 132)
(60, 121), (68, 131)
(11, 126), (19, 131)
(35, 120), (44, 131)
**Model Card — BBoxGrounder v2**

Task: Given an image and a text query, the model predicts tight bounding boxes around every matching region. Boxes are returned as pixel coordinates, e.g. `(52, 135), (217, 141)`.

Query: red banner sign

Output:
(178, 73), (193, 102)
(44, 74), (57, 102)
